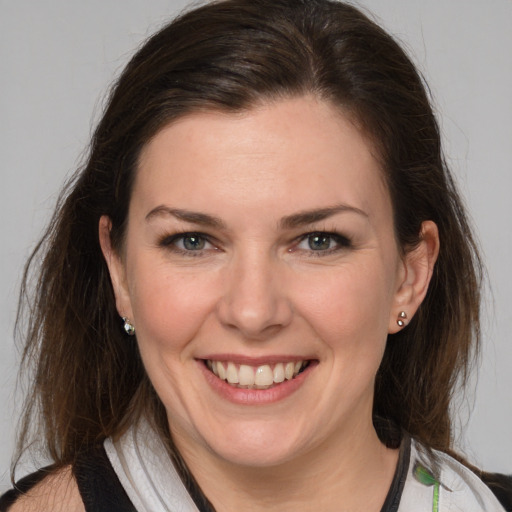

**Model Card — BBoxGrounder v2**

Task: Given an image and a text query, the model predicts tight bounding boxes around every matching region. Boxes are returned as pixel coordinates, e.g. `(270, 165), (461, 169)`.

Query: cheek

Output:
(127, 260), (220, 355)
(293, 263), (395, 357)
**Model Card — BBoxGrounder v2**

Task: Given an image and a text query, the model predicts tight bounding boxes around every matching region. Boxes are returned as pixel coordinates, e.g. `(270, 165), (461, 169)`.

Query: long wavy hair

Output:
(14, 0), (482, 476)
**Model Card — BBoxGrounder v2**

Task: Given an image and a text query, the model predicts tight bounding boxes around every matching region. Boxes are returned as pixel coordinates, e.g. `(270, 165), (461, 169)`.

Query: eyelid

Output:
(292, 231), (352, 255)
(157, 229), (351, 257)
(158, 231), (218, 253)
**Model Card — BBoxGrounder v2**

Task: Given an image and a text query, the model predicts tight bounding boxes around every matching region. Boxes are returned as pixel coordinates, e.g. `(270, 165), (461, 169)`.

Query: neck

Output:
(175, 420), (399, 512)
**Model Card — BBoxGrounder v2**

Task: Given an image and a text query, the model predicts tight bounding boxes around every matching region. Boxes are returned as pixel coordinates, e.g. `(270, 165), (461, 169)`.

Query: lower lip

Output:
(198, 361), (316, 405)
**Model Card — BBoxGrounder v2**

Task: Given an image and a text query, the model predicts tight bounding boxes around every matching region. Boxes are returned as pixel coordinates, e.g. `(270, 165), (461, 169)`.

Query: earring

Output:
(397, 311), (407, 327)
(122, 317), (135, 336)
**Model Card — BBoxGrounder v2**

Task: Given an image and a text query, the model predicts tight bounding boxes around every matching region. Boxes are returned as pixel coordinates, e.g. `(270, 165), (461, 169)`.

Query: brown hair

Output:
(15, 0), (482, 474)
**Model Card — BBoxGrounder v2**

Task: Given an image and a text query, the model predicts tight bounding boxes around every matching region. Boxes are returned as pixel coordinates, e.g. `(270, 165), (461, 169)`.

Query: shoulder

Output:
(1, 444), (136, 512)
(3, 466), (84, 512)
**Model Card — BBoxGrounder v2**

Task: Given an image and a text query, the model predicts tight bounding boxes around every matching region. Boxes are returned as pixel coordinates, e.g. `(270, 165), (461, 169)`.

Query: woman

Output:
(1, 0), (510, 510)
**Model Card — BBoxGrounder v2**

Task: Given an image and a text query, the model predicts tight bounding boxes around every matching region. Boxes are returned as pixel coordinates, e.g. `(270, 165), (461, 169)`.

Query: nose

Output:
(216, 250), (293, 340)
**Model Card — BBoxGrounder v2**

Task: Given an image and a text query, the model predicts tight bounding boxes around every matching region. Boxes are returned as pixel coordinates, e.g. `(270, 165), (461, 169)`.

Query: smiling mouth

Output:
(205, 360), (311, 389)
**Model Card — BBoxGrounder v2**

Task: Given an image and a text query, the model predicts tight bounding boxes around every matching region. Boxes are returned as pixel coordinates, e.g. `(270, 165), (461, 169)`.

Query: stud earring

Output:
(397, 311), (407, 327)
(122, 317), (135, 336)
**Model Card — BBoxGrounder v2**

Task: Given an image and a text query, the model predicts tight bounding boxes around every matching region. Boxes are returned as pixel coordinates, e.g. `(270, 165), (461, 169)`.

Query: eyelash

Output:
(158, 231), (216, 256)
(293, 231), (352, 257)
(158, 230), (352, 257)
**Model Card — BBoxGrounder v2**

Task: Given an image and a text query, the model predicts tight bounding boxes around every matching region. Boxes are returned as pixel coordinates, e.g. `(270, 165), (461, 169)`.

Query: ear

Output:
(388, 220), (439, 333)
(98, 215), (134, 321)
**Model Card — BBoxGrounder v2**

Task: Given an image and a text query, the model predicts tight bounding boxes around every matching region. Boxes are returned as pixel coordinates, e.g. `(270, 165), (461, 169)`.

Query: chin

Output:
(199, 419), (311, 469)
(212, 441), (300, 469)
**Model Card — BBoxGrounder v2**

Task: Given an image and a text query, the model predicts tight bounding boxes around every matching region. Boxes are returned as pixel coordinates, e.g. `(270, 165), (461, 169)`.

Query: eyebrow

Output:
(146, 203), (367, 230)
(145, 206), (227, 229)
(280, 204), (368, 229)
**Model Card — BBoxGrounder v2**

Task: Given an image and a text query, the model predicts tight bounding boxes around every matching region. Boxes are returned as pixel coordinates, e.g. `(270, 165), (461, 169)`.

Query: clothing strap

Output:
(103, 419), (200, 512)
(74, 445), (137, 512)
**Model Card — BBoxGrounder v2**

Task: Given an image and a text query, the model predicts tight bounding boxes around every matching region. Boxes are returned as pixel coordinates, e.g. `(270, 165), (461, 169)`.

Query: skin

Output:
(100, 96), (439, 511)
(9, 467), (84, 512)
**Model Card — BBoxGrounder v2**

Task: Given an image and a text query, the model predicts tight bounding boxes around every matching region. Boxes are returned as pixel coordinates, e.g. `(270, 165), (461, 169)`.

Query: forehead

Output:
(135, 96), (391, 225)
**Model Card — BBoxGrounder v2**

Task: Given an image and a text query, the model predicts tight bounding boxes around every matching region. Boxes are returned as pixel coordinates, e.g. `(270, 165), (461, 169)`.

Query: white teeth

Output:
(239, 364), (254, 386)
(226, 362), (239, 384)
(255, 365), (273, 386)
(217, 361), (226, 380)
(273, 363), (285, 383)
(207, 360), (308, 388)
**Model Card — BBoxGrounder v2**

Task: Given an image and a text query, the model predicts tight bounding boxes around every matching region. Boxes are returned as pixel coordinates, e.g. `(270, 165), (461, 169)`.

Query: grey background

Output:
(1, 0), (511, 490)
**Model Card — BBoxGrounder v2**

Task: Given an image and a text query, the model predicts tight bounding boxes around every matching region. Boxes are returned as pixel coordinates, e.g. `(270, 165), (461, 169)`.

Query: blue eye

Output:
(180, 234), (206, 250)
(296, 232), (351, 254)
(160, 232), (213, 253)
(307, 234), (334, 251)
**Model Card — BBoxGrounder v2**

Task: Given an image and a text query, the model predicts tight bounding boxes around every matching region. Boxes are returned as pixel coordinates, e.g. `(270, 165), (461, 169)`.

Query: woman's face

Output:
(104, 96), (419, 468)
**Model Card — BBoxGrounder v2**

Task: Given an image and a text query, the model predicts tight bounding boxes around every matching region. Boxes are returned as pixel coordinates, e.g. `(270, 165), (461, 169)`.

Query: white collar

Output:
(104, 418), (199, 512)
(398, 439), (505, 511)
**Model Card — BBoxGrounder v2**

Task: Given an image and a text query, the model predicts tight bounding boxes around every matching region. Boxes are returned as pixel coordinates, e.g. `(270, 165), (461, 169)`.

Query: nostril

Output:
(216, 296), (294, 340)
(215, 267), (293, 337)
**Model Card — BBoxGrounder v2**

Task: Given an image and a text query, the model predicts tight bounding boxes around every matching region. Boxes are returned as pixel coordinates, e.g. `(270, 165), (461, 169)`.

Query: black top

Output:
(1, 440), (511, 511)
(73, 446), (137, 512)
